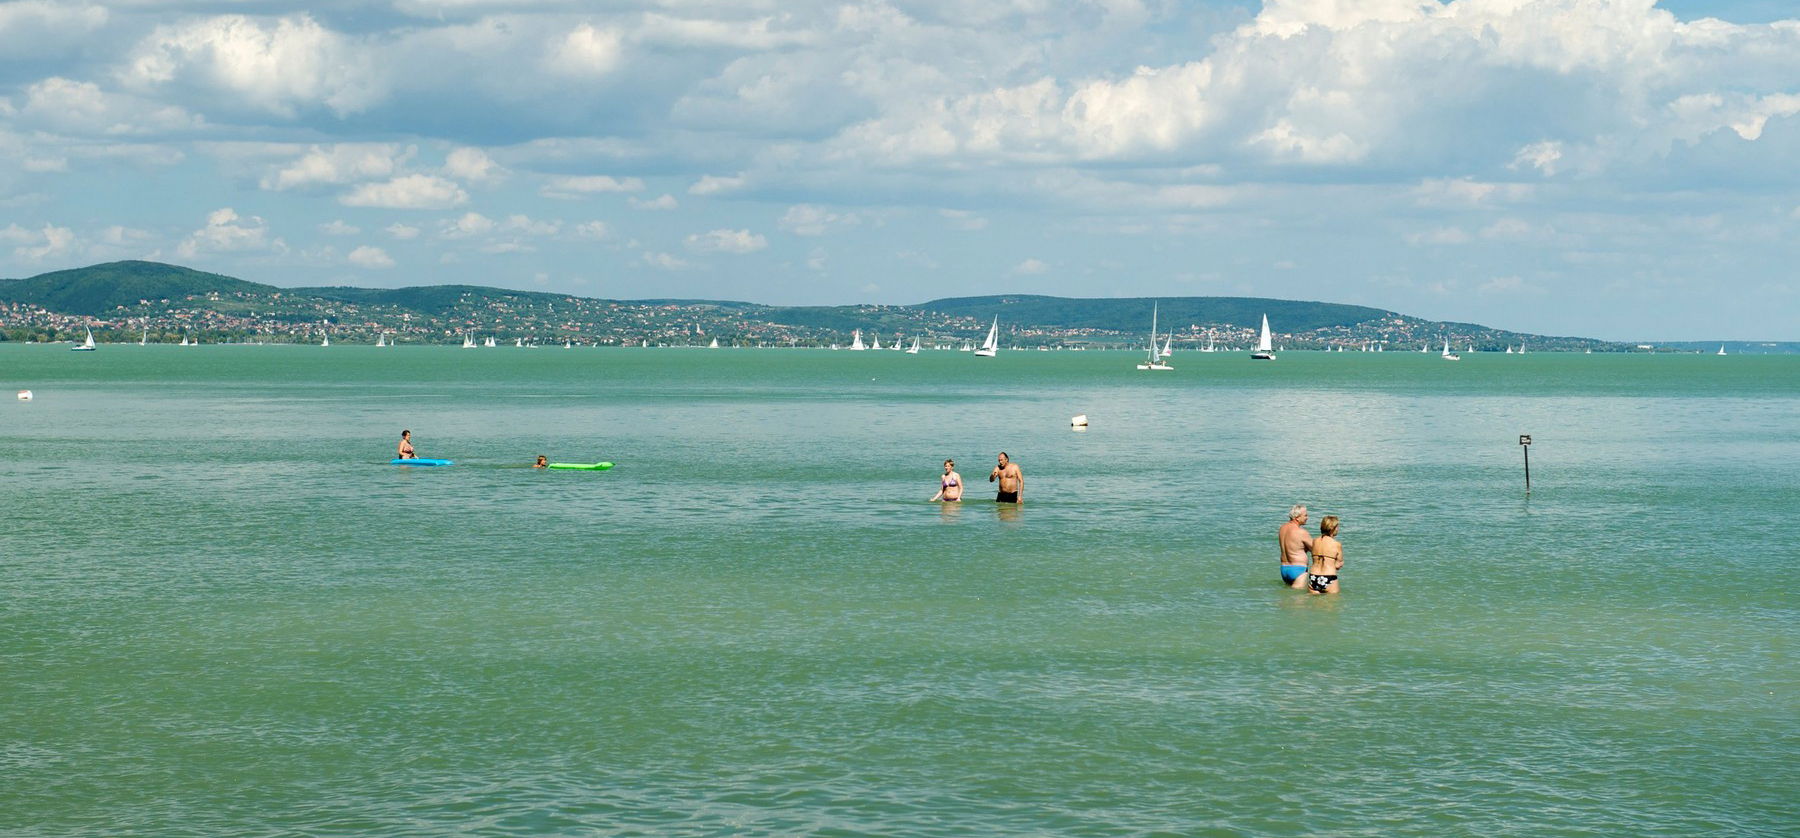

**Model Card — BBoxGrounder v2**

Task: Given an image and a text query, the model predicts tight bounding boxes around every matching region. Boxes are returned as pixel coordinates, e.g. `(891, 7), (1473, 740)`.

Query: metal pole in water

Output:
(1519, 434), (1532, 495)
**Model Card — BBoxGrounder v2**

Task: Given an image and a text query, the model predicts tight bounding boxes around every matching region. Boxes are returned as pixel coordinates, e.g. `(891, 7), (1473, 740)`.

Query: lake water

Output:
(3, 345), (1795, 836)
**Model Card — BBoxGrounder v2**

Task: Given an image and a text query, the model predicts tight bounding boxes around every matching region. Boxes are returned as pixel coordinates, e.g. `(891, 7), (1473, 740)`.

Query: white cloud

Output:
(780, 204), (859, 236)
(1011, 258), (1049, 275)
(17, 77), (204, 136)
(100, 225), (151, 246)
(439, 212), (495, 238)
(340, 174), (468, 209)
(1512, 141), (1564, 176)
(0, 2), (107, 60)
(685, 228), (767, 253)
(546, 23), (621, 77)
(7, 222), (76, 261)
(318, 219), (360, 236)
(385, 222), (420, 239)
(122, 14), (381, 117)
(263, 144), (411, 190)
(444, 146), (503, 183)
(642, 251), (688, 270)
(540, 174), (645, 198)
(176, 207), (284, 258)
(1405, 227), (1471, 246)
(938, 209), (988, 231)
(347, 245), (395, 268)
(1413, 178), (1533, 208)
(689, 173), (746, 195)
(502, 214), (561, 235)
(630, 194), (679, 210)
(1477, 276), (1545, 296)
(574, 220), (610, 239)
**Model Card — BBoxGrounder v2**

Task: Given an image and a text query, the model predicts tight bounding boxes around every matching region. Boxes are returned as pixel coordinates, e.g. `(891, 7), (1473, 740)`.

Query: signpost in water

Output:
(1520, 434), (1532, 495)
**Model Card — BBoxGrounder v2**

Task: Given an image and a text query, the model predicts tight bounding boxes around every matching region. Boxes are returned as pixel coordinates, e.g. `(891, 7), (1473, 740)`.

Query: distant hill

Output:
(0, 261), (1622, 350)
(0, 261), (271, 316)
(917, 294), (1395, 332)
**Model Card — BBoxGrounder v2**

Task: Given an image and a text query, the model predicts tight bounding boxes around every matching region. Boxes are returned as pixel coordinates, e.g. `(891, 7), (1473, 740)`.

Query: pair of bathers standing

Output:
(996, 490), (1020, 504)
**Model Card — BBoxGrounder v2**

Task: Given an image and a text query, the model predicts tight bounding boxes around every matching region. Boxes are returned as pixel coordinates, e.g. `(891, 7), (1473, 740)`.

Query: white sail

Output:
(140, 329), (148, 346)
(709, 337), (720, 349)
(72, 327), (97, 351)
(975, 316), (999, 357)
(1160, 331), (1173, 359)
(320, 332), (329, 347)
(516, 337), (524, 347)
(1137, 303), (1172, 370)
(906, 337), (920, 354)
(871, 334), (882, 351)
(376, 332), (386, 347)
(463, 333), (477, 348)
(1717, 344), (1727, 356)
(850, 330), (866, 351)
(1441, 339), (1460, 361)
(1251, 314), (1275, 359)
(180, 333), (191, 346)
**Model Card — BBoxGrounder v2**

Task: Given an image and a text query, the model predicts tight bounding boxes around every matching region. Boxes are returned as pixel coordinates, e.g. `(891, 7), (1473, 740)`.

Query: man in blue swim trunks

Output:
(1278, 504), (1313, 587)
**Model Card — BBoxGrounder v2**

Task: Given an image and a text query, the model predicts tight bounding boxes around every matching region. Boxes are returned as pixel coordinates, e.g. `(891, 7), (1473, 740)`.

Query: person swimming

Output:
(534, 455), (548, 469)
(1307, 515), (1343, 595)
(931, 459), (963, 502)
(397, 429), (416, 459)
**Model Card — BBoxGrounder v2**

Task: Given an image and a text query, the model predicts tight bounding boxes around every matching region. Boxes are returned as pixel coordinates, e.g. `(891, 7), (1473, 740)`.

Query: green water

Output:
(3, 346), (1795, 836)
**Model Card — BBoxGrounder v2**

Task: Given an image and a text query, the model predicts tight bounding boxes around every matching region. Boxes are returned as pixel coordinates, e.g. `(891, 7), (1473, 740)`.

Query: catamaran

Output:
(72, 328), (96, 351)
(1251, 314), (1275, 360)
(463, 333), (477, 348)
(1441, 339), (1461, 361)
(1136, 303), (1173, 371)
(974, 316), (999, 358)
(850, 330), (866, 351)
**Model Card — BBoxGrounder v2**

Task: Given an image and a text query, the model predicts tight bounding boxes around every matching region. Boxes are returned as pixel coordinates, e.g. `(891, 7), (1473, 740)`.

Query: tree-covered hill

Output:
(0, 261), (272, 315)
(917, 294), (1396, 332)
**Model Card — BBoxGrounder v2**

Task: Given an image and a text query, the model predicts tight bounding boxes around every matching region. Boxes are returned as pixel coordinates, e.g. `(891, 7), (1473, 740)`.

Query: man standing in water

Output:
(989, 452), (1023, 504)
(1279, 504), (1313, 586)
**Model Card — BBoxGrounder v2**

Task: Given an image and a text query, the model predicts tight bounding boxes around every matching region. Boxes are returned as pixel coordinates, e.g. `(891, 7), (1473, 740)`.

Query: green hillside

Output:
(290, 284), (583, 316)
(917, 294), (1395, 332)
(0, 261), (271, 315)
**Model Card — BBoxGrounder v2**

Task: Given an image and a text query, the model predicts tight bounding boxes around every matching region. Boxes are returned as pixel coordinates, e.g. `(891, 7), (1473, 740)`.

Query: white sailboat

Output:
(140, 329), (148, 346)
(1441, 338), (1461, 361)
(1251, 314), (1275, 360)
(320, 332), (330, 347)
(871, 334), (882, 351)
(850, 330), (866, 351)
(1717, 344), (1727, 356)
(1200, 331), (1216, 353)
(906, 337), (920, 354)
(1505, 345), (1513, 354)
(72, 328), (97, 351)
(974, 316), (999, 358)
(565, 339), (573, 349)
(375, 332), (387, 347)
(463, 333), (477, 348)
(1159, 331), (1174, 359)
(891, 335), (903, 351)
(515, 337), (525, 348)
(1136, 303), (1173, 371)
(180, 333), (192, 347)
(484, 336), (496, 348)
(709, 337), (720, 349)
(960, 342), (973, 352)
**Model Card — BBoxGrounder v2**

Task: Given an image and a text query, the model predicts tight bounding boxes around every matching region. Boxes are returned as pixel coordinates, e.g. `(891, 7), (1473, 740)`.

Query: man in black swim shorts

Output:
(989, 451), (1023, 503)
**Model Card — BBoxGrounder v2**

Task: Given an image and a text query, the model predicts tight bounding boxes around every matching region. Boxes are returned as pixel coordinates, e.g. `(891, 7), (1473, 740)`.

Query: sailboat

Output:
(1136, 303), (1173, 371)
(376, 332), (387, 347)
(1251, 314), (1275, 360)
(320, 332), (330, 347)
(906, 337), (920, 355)
(1505, 345), (1513, 354)
(960, 342), (973, 352)
(484, 336), (496, 348)
(140, 329), (148, 346)
(1200, 331), (1216, 353)
(974, 316), (999, 358)
(180, 333), (192, 347)
(1441, 339), (1461, 361)
(463, 333), (477, 348)
(850, 330), (866, 351)
(516, 337), (525, 348)
(871, 334), (882, 351)
(1160, 331), (1174, 359)
(1717, 344), (1727, 356)
(72, 327), (96, 351)
(565, 339), (573, 349)
(709, 337), (720, 349)
(892, 335), (903, 351)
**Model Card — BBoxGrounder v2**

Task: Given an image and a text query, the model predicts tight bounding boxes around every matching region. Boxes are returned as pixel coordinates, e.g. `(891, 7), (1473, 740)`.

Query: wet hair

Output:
(401, 429), (411, 437)
(536, 455), (546, 462)
(1288, 504), (1307, 521)
(944, 459), (954, 467)
(1320, 515), (1339, 537)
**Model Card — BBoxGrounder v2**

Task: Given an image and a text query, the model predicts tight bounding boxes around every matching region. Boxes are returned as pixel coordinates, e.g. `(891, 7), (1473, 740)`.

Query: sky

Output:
(0, 0), (1796, 341)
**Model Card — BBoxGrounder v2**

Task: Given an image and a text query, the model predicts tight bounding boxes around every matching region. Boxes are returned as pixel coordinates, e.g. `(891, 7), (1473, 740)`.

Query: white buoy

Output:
(1070, 414), (1088, 427)
(17, 390), (33, 401)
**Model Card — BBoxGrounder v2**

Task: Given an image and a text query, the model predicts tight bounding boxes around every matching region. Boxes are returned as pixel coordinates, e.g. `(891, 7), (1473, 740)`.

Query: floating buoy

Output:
(16, 390), (31, 401)
(1070, 414), (1088, 427)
